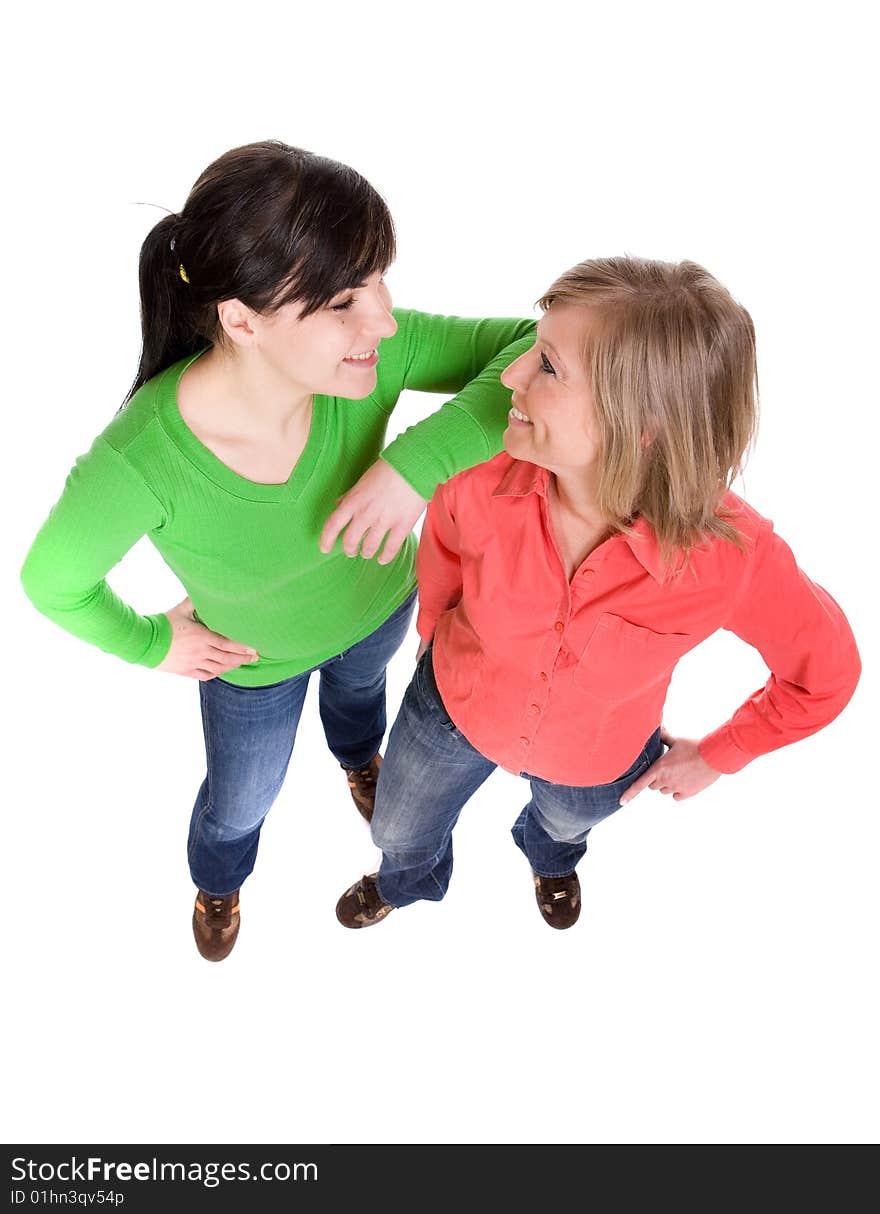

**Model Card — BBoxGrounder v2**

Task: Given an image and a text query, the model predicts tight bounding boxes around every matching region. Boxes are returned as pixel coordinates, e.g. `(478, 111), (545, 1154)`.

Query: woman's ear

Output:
(216, 299), (257, 348)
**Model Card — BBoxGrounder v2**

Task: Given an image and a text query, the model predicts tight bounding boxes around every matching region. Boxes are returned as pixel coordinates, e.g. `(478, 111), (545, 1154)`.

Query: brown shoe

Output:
(342, 753), (382, 823)
(533, 871), (581, 929)
(192, 889), (241, 961)
(336, 873), (394, 929)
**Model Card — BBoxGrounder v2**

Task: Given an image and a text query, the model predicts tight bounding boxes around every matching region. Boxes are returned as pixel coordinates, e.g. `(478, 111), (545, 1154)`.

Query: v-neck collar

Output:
(155, 350), (329, 503)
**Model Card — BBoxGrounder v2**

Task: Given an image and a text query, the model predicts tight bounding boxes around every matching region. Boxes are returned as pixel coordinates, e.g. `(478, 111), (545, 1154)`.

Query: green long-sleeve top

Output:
(21, 309), (535, 686)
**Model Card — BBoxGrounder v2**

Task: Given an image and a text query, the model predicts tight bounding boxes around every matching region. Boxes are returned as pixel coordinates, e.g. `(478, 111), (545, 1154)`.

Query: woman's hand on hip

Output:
(157, 597), (259, 681)
(319, 458), (428, 564)
(618, 727), (722, 806)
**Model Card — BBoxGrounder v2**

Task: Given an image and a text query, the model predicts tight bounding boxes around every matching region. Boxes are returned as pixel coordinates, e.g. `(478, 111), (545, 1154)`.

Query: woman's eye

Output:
(540, 352), (556, 375)
(331, 275), (386, 311)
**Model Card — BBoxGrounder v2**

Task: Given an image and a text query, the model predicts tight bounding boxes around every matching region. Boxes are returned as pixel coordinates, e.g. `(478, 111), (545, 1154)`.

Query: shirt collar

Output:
(623, 514), (679, 583)
(491, 459), (675, 583)
(492, 459), (551, 499)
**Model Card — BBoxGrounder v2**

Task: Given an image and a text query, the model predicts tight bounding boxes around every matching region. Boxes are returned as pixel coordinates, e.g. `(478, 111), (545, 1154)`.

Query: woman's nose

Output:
(369, 296), (397, 340)
(501, 349), (528, 390)
(377, 306), (398, 339)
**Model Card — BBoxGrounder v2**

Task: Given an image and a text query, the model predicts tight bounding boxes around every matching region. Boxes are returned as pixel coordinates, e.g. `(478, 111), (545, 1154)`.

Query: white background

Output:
(3, 0), (877, 1146)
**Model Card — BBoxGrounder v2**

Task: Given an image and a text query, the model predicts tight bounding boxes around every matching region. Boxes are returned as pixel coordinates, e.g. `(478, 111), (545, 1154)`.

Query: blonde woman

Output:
(335, 256), (861, 929)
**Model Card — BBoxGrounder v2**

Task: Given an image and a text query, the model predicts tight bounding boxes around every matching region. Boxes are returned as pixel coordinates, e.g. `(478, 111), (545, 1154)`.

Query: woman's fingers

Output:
(193, 654), (250, 680)
(158, 601), (260, 678)
(206, 646), (257, 670)
(619, 735), (723, 806)
(618, 765), (656, 806)
(319, 460), (427, 561)
(207, 634), (259, 659)
(319, 500), (353, 554)
(355, 524), (387, 561)
(377, 523), (410, 566)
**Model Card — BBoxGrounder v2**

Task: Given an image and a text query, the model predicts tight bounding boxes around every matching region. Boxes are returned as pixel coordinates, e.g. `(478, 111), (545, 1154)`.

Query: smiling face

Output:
(221, 269), (398, 400)
(500, 303), (602, 478)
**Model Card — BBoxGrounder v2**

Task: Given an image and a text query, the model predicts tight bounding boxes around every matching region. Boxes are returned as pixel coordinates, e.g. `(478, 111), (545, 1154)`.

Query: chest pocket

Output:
(572, 613), (694, 699)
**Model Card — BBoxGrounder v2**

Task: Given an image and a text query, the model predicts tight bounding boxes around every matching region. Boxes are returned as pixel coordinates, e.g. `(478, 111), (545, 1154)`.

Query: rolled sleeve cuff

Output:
(139, 611), (173, 668)
(697, 726), (754, 775)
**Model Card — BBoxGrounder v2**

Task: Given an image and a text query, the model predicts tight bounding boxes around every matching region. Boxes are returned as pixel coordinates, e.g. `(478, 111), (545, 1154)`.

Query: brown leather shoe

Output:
(192, 889), (241, 961)
(336, 873), (394, 929)
(342, 753), (382, 823)
(533, 871), (581, 929)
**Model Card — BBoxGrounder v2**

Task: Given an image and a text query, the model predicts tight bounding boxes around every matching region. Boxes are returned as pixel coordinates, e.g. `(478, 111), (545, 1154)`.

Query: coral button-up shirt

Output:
(415, 453), (860, 786)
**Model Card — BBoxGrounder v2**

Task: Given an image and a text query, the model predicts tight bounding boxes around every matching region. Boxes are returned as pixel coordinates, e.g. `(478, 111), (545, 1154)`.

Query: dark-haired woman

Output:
(20, 141), (535, 960)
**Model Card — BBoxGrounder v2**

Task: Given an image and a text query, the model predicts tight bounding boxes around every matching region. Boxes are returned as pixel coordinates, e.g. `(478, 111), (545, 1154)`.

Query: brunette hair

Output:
(538, 256), (759, 561)
(124, 140), (396, 403)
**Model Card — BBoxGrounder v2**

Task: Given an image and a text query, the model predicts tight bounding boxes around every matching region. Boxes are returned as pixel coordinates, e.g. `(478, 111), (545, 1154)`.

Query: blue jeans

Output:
(188, 590), (417, 896)
(372, 645), (664, 907)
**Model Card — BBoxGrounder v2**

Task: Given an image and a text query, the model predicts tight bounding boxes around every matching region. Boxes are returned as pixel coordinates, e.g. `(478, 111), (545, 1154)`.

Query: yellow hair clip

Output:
(179, 264), (189, 284)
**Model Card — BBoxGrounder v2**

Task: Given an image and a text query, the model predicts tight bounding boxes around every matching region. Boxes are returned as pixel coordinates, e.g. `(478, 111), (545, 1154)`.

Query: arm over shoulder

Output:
(379, 309), (535, 499)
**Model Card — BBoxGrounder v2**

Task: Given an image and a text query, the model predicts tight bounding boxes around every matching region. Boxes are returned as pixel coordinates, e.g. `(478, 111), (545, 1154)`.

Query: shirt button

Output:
(554, 621), (564, 632)
(529, 704), (540, 715)
(539, 671), (549, 682)
(581, 568), (594, 577)
(519, 737), (530, 746)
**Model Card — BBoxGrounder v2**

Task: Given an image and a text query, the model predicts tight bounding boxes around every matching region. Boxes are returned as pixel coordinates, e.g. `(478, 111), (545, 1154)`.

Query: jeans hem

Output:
(375, 872), (402, 910)
(338, 749), (381, 772)
(192, 881), (243, 898)
(528, 864), (580, 879)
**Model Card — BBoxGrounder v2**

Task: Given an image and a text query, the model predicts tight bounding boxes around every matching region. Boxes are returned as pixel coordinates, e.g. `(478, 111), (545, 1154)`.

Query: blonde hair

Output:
(538, 256), (759, 563)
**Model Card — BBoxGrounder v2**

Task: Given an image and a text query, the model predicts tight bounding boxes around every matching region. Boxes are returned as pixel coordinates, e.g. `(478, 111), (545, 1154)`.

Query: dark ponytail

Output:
(123, 140), (396, 405)
(127, 212), (204, 400)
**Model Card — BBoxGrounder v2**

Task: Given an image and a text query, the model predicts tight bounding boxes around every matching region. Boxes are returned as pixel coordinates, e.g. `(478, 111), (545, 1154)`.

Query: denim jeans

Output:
(188, 590), (417, 896)
(372, 645), (664, 907)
